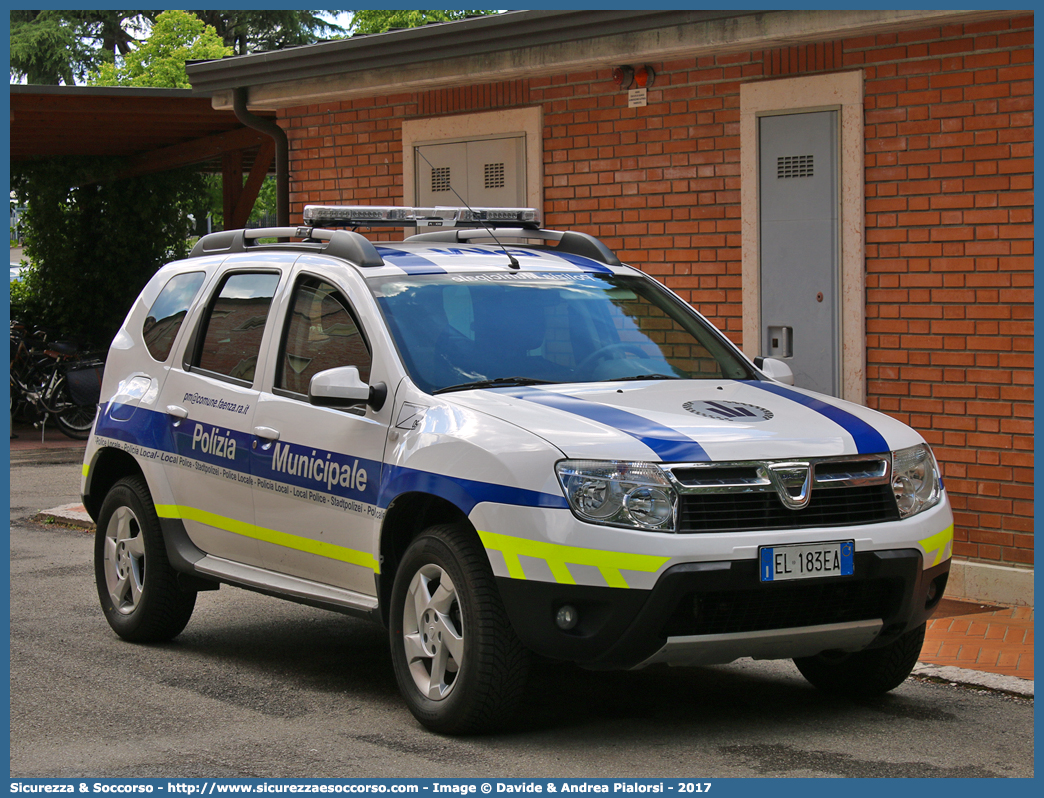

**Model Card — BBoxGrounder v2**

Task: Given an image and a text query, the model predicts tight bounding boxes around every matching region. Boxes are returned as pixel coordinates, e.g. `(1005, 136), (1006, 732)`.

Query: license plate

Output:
(759, 541), (854, 582)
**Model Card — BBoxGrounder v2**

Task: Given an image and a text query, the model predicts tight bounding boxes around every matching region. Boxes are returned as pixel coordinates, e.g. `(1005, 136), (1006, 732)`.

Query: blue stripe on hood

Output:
(497, 386), (710, 463)
(745, 381), (890, 455)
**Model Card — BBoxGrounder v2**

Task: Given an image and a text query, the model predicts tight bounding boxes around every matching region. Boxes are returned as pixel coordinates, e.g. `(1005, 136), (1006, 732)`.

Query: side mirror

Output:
(755, 357), (795, 385)
(308, 366), (387, 411)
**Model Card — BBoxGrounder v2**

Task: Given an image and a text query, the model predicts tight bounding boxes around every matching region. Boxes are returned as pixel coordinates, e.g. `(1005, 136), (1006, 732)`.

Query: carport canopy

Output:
(9, 84), (278, 230)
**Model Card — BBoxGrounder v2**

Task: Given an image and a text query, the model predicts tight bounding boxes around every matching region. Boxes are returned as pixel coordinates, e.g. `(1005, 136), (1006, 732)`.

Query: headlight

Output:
(892, 444), (942, 518)
(556, 460), (677, 530)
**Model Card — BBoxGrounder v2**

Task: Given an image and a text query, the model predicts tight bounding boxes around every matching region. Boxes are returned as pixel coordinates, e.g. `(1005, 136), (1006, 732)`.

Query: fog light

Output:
(555, 605), (579, 631)
(926, 580), (938, 604)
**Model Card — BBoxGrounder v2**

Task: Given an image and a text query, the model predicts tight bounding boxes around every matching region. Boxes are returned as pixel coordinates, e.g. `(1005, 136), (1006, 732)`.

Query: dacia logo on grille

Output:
(682, 400), (774, 422)
(765, 462), (812, 510)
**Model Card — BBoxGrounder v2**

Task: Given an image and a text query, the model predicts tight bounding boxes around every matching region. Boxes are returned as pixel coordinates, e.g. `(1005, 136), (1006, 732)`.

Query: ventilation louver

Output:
(431, 167), (452, 192)
(484, 162), (506, 189)
(777, 155), (814, 179)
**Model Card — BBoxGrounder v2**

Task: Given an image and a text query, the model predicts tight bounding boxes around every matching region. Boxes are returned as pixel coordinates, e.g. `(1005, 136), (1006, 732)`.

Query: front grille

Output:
(662, 578), (899, 637)
(677, 484), (898, 533)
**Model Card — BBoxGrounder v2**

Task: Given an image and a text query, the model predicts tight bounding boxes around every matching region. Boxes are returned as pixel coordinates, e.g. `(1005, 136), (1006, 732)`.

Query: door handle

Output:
(253, 426), (280, 441)
(166, 405), (188, 419)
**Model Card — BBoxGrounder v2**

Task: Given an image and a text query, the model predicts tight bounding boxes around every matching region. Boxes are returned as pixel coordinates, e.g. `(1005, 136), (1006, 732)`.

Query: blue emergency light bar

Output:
(302, 205), (541, 229)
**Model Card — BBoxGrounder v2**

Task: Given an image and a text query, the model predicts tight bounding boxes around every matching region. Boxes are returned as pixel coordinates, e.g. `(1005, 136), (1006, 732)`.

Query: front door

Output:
(249, 272), (388, 597)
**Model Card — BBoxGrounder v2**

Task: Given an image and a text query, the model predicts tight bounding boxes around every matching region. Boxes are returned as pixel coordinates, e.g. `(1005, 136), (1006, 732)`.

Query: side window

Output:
(277, 277), (371, 395)
(194, 272), (281, 384)
(143, 271), (205, 362)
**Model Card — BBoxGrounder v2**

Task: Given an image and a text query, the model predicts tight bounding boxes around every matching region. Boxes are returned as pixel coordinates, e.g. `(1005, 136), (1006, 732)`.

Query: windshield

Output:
(368, 271), (755, 394)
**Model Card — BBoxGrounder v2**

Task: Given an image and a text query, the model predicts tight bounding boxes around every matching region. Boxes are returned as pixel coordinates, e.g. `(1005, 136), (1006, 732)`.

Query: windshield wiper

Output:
(433, 377), (558, 395)
(605, 373), (685, 382)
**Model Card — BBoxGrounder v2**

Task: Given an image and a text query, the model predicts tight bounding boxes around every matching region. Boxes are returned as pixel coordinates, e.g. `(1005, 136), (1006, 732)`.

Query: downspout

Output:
(232, 86), (289, 227)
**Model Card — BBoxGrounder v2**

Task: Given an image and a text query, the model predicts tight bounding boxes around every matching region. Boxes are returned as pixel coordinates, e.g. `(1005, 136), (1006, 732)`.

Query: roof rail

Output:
(406, 227), (622, 267)
(189, 226), (385, 268)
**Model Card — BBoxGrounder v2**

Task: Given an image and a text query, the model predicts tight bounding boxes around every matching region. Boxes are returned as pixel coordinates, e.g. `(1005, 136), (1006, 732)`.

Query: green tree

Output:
(88, 10), (232, 88)
(349, 10), (498, 36)
(190, 10), (345, 55)
(11, 10), (342, 85)
(11, 158), (209, 347)
(10, 10), (151, 84)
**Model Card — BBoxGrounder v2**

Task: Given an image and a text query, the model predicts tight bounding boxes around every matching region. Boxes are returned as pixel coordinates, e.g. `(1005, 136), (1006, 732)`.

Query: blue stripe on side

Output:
(378, 465), (568, 514)
(745, 381), (890, 455)
(549, 251), (614, 273)
(94, 405), (567, 514)
(497, 386), (710, 463)
(375, 247), (447, 275)
(96, 403), (174, 452)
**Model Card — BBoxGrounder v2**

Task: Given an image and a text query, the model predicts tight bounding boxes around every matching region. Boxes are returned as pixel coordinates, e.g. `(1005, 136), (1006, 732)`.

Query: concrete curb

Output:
(912, 662), (1034, 698)
(35, 503), (95, 530)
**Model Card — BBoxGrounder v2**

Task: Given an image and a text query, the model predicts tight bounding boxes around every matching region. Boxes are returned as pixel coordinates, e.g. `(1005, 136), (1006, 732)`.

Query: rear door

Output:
(160, 264), (288, 567)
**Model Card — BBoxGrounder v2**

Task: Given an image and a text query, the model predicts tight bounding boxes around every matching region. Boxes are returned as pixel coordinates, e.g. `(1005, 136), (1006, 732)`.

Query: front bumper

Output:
(497, 549), (950, 669)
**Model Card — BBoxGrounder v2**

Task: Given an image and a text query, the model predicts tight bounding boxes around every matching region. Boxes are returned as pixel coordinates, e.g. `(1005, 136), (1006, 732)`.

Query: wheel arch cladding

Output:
(84, 447), (147, 521)
(376, 491), (472, 627)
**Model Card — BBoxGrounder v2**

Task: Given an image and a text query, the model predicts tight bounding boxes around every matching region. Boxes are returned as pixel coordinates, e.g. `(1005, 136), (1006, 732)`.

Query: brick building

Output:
(187, 9), (1034, 604)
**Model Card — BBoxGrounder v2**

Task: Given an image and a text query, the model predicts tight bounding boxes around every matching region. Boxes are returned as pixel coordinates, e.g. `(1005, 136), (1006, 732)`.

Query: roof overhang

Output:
(186, 8), (1020, 111)
(9, 84), (276, 178)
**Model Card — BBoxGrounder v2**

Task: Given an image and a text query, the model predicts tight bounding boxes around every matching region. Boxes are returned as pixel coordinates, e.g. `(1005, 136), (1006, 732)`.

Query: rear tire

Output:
(54, 398), (96, 440)
(389, 524), (529, 734)
(94, 476), (196, 642)
(794, 622), (926, 697)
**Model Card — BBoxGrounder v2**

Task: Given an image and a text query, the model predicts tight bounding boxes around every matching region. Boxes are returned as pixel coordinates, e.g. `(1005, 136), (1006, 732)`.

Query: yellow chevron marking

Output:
(919, 524), (954, 568)
(478, 529), (668, 589)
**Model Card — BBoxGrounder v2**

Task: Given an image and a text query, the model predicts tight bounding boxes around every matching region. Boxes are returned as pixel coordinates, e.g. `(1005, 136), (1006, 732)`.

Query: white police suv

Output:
(83, 206), (953, 733)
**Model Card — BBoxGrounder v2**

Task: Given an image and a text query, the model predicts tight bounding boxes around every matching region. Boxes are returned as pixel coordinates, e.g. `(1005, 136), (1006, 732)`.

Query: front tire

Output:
(389, 524), (529, 734)
(794, 622), (926, 697)
(94, 476), (196, 642)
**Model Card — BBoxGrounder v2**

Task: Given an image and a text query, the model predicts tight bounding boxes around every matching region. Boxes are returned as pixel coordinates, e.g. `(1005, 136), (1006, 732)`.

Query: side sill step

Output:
(194, 555), (379, 614)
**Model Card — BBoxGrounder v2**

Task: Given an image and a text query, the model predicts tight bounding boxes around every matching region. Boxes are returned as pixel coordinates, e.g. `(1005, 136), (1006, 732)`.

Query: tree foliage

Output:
(88, 10), (232, 88)
(10, 10), (150, 84)
(349, 10), (498, 36)
(10, 9), (342, 85)
(11, 159), (209, 347)
(189, 10), (344, 55)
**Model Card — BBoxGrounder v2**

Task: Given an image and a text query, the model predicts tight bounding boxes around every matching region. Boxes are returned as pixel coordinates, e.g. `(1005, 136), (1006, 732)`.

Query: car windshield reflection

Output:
(369, 271), (753, 394)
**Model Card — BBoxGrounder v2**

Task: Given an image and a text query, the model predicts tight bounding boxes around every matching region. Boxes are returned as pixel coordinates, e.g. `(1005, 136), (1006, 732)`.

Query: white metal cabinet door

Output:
(759, 111), (840, 396)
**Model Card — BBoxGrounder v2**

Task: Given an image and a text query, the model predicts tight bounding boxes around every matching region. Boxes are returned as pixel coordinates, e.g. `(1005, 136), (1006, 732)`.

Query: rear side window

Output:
(194, 272), (280, 384)
(142, 272), (205, 362)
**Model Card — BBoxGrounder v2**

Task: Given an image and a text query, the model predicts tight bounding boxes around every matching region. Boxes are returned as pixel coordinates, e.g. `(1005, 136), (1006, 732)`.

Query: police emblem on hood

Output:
(683, 400), (774, 422)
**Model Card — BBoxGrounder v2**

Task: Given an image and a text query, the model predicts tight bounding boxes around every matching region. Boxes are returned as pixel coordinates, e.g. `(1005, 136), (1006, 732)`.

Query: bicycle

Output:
(10, 322), (105, 440)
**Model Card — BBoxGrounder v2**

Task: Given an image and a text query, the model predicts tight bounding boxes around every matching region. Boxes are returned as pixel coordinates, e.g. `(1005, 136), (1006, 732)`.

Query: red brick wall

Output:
(280, 13), (1033, 568)
(856, 16), (1034, 568)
